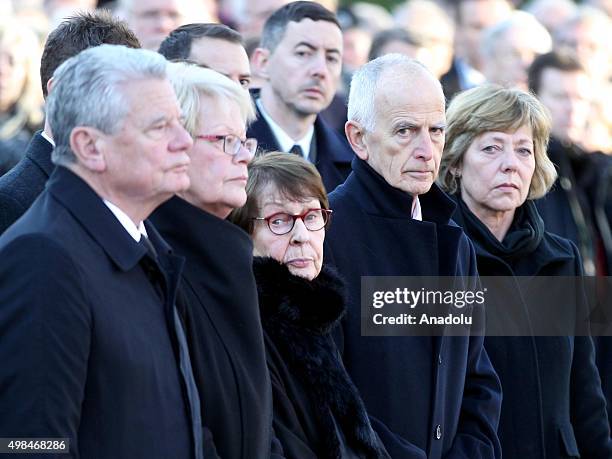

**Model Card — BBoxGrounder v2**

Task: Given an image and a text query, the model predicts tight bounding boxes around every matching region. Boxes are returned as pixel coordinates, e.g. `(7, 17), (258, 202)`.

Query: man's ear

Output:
(251, 47), (271, 79)
(345, 120), (368, 161)
(69, 127), (107, 172)
(46, 77), (54, 97)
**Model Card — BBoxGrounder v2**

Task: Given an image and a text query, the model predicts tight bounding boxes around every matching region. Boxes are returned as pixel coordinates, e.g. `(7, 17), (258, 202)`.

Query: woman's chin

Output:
(287, 265), (317, 281)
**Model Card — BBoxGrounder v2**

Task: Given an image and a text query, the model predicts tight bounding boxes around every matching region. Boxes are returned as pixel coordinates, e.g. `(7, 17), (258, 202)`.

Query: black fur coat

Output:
(253, 257), (389, 459)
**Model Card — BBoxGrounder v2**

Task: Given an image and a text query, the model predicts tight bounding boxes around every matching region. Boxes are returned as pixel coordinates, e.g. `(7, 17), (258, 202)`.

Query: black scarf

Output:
(253, 257), (389, 459)
(456, 197), (544, 262)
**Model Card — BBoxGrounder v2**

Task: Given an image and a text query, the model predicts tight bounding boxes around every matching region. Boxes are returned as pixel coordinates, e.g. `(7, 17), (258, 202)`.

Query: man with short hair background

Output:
(158, 23), (251, 89)
(0, 10), (141, 235)
(529, 51), (612, 429)
(0, 44), (202, 459)
(249, 1), (353, 192)
(325, 54), (502, 458)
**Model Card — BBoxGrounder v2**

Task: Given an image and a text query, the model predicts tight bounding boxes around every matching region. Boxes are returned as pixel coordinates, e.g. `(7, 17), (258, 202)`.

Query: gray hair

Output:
(347, 53), (438, 131)
(481, 11), (552, 58)
(166, 62), (255, 137)
(46, 44), (168, 167)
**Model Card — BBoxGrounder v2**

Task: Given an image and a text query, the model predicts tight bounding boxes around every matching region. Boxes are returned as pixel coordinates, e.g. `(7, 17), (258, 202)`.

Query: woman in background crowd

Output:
(438, 84), (612, 458)
(0, 21), (43, 174)
(231, 152), (392, 459)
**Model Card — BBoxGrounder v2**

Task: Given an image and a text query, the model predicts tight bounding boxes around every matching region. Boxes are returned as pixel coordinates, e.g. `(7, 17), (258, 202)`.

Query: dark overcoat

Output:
(150, 196), (274, 459)
(452, 198), (612, 459)
(535, 138), (612, 428)
(0, 167), (197, 458)
(324, 158), (502, 459)
(247, 91), (353, 193)
(254, 257), (390, 459)
(0, 131), (54, 234)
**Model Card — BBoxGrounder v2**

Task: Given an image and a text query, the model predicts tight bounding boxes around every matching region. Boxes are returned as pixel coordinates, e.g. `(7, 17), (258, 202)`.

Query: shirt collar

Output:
(41, 129), (55, 147)
(412, 196), (422, 221)
(103, 199), (148, 242)
(256, 98), (314, 159)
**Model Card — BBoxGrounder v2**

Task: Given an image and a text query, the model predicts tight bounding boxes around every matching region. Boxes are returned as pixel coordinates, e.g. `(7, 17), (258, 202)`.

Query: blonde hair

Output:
(166, 62), (255, 137)
(0, 21), (43, 139)
(438, 84), (556, 199)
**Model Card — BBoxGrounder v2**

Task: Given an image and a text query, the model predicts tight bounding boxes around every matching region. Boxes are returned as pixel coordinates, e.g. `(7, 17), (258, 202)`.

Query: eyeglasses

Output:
(253, 208), (333, 235)
(195, 134), (258, 156)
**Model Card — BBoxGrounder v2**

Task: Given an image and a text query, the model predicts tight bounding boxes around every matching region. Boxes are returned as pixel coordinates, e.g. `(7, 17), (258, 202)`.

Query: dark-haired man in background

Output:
(249, 1), (353, 192)
(529, 51), (612, 429)
(158, 22), (251, 89)
(0, 10), (141, 234)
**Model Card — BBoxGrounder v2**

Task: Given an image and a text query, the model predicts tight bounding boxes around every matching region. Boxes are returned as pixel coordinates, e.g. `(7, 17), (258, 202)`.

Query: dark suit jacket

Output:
(0, 131), (54, 234)
(151, 197), (274, 459)
(0, 167), (195, 459)
(247, 93), (353, 193)
(324, 158), (502, 459)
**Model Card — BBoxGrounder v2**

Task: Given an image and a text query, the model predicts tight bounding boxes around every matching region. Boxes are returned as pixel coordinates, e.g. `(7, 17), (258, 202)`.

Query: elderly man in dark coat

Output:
(0, 45), (203, 459)
(325, 54), (502, 459)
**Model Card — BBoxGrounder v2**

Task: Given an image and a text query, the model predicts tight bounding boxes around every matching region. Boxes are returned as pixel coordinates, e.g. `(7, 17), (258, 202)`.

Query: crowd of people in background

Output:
(0, 0), (611, 458)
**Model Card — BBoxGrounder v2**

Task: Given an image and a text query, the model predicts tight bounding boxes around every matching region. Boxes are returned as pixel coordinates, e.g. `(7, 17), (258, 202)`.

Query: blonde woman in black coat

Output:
(438, 84), (612, 459)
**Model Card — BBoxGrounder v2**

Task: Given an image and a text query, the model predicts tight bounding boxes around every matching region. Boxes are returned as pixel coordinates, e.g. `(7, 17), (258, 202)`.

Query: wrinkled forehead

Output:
(373, 71), (445, 120)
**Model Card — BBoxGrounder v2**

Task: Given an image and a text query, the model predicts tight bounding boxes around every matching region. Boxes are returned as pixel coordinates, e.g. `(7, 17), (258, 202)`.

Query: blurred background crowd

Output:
(1, 0), (610, 176)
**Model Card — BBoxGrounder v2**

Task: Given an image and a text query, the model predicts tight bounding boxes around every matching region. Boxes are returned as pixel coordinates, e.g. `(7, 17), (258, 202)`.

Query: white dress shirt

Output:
(256, 98), (314, 160)
(103, 199), (148, 242)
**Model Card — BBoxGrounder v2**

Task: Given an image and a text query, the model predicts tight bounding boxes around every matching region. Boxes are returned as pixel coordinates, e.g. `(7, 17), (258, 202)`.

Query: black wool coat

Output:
(254, 257), (390, 459)
(247, 90), (353, 193)
(0, 167), (196, 458)
(534, 138), (612, 429)
(325, 158), (502, 459)
(150, 196), (274, 459)
(0, 131), (54, 234)
(452, 197), (612, 459)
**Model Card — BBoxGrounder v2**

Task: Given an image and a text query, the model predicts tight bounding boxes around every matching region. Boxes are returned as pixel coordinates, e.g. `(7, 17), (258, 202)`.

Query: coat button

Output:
(438, 354), (442, 365)
(435, 424), (442, 440)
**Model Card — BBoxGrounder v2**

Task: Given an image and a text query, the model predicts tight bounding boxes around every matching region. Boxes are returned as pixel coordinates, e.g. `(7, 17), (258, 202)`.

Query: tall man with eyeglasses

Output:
(248, 1), (353, 192)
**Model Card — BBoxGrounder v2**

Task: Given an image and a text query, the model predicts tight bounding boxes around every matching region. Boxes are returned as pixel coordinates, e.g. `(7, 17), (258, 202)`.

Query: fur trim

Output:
(254, 257), (389, 459)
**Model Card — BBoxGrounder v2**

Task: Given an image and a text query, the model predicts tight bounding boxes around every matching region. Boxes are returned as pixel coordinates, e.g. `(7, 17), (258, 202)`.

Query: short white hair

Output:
(481, 11), (552, 58)
(166, 62), (255, 136)
(347, 53), (438, 131)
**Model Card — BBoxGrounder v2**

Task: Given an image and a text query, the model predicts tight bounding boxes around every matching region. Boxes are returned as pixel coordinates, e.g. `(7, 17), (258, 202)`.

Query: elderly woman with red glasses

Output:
(230, 152), (392, 459)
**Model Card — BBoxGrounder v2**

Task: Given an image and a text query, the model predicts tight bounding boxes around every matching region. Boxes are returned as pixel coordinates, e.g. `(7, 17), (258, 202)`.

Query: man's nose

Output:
(171, 122), (193, 153)
(414, 130), (435, 161)
(310, 53), (329, 79)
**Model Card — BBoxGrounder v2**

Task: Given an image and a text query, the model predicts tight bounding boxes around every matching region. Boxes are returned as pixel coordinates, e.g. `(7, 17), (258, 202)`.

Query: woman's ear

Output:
(345, 120), (368, 161)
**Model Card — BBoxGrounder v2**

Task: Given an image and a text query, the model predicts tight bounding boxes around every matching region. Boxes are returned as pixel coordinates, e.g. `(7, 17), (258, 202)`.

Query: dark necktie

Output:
(289, 144), (303, 157)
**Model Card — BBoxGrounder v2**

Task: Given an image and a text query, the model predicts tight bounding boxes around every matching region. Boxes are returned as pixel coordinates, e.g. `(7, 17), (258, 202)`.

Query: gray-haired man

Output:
(0, 45), (203, 459)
